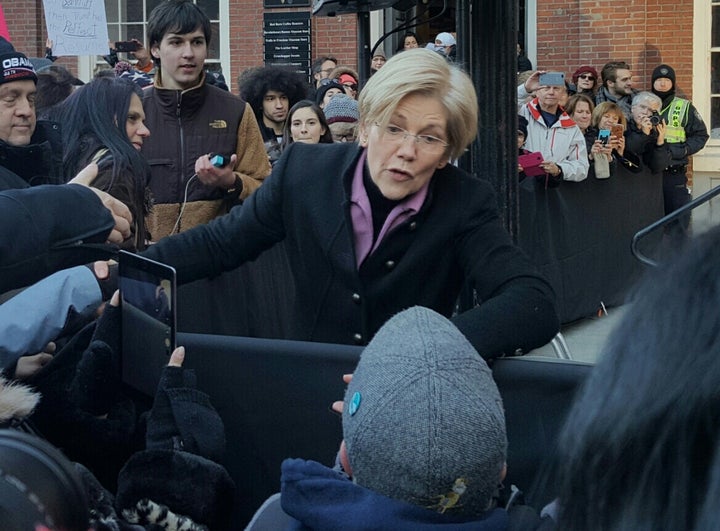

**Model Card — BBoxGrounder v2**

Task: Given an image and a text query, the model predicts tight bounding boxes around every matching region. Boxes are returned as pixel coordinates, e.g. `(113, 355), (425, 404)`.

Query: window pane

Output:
(711, 96), (720, 139)
(124, 24), (145, 42)
(207, 22), (220, 60)
(712, 52), (720, 94)
(108, 26), (120, 42)
(714, 6), (720, 48)
(105, 0), (119, 23)
(197, 0), (219, 20)
(125, 0), (144, 22)
(147, 0), (164, 14)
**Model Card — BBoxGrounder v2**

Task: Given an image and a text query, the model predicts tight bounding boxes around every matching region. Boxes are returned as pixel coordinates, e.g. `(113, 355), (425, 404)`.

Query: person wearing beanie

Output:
(370, 48), (386, 76)
(323, 93), (359, 142)
(315, 78), (345, 108)
(0, 41), (65, 189)
(247, 307), (552, 530)
(571, 65), (598, 96)
(650, 63), (708, 243)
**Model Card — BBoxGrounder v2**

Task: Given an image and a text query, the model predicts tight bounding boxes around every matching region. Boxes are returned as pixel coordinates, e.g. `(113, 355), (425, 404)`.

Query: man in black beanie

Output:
(651, 64), (709, 243)
(0, 38), (64, 189)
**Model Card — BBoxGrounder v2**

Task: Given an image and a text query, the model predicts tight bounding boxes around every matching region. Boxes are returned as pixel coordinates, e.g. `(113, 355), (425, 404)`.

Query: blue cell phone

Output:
(597, 129), (611, 145)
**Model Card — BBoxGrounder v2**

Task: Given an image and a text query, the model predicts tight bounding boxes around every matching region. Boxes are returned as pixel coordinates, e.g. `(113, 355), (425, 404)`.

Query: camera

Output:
(649, 111), (661, 126)
(114, 41), (139, 53)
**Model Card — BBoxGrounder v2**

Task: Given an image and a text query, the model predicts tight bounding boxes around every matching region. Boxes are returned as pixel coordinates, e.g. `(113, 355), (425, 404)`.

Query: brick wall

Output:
(536, 0), (695, 99)
(3, 0), (43, 57)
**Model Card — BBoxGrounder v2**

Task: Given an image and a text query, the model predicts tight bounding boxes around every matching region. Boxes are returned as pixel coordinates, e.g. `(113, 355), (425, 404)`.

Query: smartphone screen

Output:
(119, 250), (176, 396)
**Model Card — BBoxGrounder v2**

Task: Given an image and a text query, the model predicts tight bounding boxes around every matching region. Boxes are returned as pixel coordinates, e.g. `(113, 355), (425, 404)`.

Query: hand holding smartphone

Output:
(610, 124), (625, 139)
(119, 250), (177, 396)
(597, 129), (611, 146)
(114, 41), (140, 53)
(538, 72), (565, 87)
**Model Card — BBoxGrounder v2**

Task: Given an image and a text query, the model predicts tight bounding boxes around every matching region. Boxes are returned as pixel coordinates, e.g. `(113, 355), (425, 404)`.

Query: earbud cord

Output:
(170, 173), (197, 236)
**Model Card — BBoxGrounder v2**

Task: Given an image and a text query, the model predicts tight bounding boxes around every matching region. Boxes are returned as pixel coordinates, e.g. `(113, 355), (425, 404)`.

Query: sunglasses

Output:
(578, 74), (595, 81)
(343, 83), (358, 92)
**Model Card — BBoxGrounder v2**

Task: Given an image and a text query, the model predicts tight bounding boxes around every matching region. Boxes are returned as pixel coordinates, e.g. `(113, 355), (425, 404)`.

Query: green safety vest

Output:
(662, 97), (689, 144)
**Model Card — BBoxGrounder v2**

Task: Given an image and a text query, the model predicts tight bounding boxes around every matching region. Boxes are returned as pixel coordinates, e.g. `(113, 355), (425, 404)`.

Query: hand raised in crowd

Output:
(523, 70), (547, 93)
(129, 39), (152, 70)
(590, 140), (613, 161)
(169, 346), (185, 368)
(610, 134), (626, 157)
(194, 153), (238, 189)
(69, 163), (133, 244)
(655, 120), (667, 146)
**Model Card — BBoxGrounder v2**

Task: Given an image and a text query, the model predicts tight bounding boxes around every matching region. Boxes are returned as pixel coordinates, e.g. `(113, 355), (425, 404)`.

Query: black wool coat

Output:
(143, 142), (558, 357)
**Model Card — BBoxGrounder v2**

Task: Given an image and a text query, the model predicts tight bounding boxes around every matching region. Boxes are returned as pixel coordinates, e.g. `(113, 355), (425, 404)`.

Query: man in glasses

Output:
(596, 61), (637, 122)
(307, 55), (337, 100)
(517, 71), (589, 185)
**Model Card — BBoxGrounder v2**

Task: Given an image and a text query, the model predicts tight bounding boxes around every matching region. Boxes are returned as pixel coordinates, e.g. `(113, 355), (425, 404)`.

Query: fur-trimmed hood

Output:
(0, 376), (40, 425)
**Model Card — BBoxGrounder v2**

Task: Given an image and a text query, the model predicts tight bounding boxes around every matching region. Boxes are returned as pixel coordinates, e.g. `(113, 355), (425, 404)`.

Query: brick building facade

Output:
(531, 0), (695, 102)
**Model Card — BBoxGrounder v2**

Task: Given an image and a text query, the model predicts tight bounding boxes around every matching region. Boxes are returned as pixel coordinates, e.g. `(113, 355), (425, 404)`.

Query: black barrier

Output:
(517, 165), (664, 323)
(176, 333), (592, 527)
(177, 165), (663, 333)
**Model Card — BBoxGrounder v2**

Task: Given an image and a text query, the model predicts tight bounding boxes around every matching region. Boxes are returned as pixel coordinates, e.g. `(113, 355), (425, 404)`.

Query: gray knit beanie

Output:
(323, 93), (359, 125)
(342, 306), (507, 517)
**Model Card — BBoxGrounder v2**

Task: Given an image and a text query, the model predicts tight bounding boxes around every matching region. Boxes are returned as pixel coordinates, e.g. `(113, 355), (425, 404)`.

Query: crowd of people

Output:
(0, 0), (716, 528)
(517, 59), (708, 242)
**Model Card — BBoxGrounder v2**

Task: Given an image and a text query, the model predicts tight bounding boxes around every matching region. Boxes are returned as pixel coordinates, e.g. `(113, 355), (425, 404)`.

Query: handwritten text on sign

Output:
(43, 0), (110, 56)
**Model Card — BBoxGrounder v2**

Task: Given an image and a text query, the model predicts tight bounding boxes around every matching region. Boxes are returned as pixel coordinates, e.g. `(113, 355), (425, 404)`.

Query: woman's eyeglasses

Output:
(578, 74), (595, 81)
(375, 123), (449, 153)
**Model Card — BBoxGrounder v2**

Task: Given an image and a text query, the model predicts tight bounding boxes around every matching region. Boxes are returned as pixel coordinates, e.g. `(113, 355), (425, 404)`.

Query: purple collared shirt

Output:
(349, 150), (429, 268)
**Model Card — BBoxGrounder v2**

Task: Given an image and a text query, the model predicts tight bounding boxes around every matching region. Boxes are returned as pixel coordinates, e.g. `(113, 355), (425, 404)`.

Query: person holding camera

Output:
(626, 91), (671, 177)
(651, 64), (709, 242)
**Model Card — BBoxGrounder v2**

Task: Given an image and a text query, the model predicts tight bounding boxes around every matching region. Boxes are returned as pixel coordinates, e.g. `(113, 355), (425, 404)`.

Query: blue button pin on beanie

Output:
(348, 392), (362, 416)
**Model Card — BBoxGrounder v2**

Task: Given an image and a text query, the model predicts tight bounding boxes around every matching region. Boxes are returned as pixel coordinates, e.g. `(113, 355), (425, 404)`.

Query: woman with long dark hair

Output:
(282, 100), (333, 149)
(59, 76), (151, 250)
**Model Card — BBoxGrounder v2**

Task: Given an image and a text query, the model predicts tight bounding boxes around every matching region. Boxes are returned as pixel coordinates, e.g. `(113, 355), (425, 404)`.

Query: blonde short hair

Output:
(358, 48), (478, 160)
(592, 101), (627, 129)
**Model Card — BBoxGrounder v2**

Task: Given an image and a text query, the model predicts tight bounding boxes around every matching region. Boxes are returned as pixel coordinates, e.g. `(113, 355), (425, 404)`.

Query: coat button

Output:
(408, 221), (417, 231)
(352, 293), (361, 303)
(385, 260), (395, 270)
(353, 333), (363, 344)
